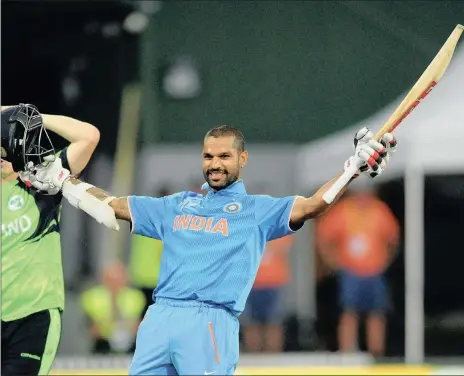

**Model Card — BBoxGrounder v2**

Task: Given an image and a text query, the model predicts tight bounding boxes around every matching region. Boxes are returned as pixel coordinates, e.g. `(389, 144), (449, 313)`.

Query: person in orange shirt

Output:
(315, 188), (399, 357)
(242, 234), (293, 353)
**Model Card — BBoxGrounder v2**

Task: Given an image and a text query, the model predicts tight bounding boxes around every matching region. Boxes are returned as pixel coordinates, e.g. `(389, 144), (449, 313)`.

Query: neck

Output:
(1, 172), (19, 183)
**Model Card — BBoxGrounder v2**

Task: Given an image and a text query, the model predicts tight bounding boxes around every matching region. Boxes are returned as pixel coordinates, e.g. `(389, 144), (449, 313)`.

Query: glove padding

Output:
(19, 155), (120, 231)
(344, 127), (397, 179)
(19, 155), (71, 195)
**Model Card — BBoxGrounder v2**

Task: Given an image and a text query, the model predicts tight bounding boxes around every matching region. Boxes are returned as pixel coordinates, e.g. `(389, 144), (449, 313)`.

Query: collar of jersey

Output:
(2, 177), (21, 187)
(202, 179), (247, 197)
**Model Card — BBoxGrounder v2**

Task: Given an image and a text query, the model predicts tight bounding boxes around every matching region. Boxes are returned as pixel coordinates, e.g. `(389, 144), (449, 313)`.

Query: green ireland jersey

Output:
(1, 149), (70, 321)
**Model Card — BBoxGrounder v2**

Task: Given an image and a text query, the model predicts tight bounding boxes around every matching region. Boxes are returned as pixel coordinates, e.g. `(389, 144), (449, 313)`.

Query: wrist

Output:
(344, 156), (360, 178)
(62, 180), (95, 208)
(103, 196), (116, 204)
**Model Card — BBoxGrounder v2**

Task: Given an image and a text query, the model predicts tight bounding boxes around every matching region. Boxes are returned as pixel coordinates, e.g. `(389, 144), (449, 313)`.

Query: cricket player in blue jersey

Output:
(21, 125), (398, 375)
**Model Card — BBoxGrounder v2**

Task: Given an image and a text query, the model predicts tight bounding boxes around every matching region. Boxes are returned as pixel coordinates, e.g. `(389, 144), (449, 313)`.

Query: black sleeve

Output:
(58, 147), (84, 178)
(57, 147), (71, 171)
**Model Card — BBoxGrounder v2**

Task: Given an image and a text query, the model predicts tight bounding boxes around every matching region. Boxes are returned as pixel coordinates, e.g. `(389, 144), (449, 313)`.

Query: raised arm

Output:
(1, 105), (100, 175)
(289, 128), (398, 226)
(18, 133), (170, 234)
(42, 114), (100, 176)
(290, 172), (351, 224)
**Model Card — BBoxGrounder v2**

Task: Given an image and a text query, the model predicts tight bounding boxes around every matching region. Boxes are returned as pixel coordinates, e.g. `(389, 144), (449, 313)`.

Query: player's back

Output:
(128, 180), (298, 315)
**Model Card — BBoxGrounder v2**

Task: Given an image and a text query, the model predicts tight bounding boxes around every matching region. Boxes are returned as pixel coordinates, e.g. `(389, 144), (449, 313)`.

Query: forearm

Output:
(42, 114), (99, 143)
(67, 177), (131, 221)
(304, 172), (354, 219)
(1, 106), (98, 142)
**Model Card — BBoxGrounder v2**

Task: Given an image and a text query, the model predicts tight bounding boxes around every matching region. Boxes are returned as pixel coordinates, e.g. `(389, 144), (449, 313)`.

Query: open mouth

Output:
(208, 171), (226, 181)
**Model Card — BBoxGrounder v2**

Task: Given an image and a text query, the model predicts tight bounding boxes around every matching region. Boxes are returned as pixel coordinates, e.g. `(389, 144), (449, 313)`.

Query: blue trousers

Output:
(338, 270), (388, 313)
(241, 287), (283, 325)
(129, 298), (240, 375)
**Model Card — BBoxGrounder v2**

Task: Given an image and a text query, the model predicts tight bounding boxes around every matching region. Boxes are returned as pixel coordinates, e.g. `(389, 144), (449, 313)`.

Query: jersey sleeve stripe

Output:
(288, 195), (305, 233)
(127, 196), (136, 233)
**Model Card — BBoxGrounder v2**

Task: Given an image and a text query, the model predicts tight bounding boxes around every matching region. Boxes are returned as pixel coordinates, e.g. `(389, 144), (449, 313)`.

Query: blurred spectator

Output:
(129, 186), (170, 318)
(242, 235), (294, 353)
(315, 187), (399, 357)
(80, 260), (146, 354)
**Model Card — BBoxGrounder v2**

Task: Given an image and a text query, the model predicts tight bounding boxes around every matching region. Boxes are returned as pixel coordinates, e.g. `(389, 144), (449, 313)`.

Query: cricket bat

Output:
(322, 24), (464, 205)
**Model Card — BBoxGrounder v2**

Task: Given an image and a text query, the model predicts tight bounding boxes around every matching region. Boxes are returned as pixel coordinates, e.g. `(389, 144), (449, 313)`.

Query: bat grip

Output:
(322, 164), (358, 204)
(323, 126), (393, 205)
(374, 130), (387, 142)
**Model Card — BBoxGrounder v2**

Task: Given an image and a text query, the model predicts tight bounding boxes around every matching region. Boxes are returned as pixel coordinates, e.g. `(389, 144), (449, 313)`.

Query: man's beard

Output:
(203, 168), (238, 191)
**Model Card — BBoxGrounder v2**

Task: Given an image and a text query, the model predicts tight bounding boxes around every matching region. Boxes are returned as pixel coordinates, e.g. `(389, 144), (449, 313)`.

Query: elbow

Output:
(84, 123), (100, 146)
(304, 207), (322, 221)
(303, 197), (330, 220)
(77, 121), (100, 147)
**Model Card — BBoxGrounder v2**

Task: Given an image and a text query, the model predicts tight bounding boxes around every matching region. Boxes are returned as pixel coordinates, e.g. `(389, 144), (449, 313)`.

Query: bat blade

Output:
(374, 24), (464, 140)
(323, 24), (463, 205)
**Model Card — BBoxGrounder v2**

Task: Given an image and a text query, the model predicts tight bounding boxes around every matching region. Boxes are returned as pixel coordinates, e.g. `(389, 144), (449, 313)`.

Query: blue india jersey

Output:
(127, 180), (301, 316)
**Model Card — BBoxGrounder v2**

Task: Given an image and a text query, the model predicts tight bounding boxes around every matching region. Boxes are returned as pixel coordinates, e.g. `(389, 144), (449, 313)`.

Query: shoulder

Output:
(251, 194), (297, 206)
(251, 194), (274, 203)
(130, 191), (187, 205)
(167, 191), (200, 205)
(246, 194), (298, 219)
(178, 191), (202, 200)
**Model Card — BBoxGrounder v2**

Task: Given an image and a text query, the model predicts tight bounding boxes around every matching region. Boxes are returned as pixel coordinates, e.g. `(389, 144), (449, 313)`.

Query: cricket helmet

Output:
(1, 104), (55, 171)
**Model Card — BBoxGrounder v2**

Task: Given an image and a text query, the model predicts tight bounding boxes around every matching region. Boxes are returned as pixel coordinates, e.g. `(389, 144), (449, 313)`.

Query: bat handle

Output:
(322, 164), (358, 204)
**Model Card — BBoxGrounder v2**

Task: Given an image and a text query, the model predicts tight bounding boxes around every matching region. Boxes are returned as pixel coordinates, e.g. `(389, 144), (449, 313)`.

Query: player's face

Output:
(202, 136), (247, 191)
(1, 159), (15, 180)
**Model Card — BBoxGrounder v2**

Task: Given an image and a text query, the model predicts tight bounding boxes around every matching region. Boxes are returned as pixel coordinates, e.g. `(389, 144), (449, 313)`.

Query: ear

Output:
(239, 150), (248, 168)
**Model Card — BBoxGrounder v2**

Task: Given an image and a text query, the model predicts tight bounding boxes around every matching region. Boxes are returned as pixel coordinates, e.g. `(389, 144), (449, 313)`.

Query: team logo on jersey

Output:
(8, 195), (24, 211)
(223, 202), (241, 213)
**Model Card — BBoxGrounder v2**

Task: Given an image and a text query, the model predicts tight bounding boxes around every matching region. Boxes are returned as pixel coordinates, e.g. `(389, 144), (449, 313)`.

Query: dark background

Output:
(3, 1), (464, 149)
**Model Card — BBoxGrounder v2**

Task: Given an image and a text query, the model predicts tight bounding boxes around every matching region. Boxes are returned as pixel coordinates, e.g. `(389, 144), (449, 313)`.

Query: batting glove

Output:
(19, 155), (71, 195)
(345, 127), (397, 179)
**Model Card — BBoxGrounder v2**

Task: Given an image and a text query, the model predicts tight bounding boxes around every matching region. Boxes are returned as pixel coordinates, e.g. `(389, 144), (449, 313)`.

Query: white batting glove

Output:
(345, 127), (397, 179)
(377, 132), (398, 172)
(19, 155), (71, 195)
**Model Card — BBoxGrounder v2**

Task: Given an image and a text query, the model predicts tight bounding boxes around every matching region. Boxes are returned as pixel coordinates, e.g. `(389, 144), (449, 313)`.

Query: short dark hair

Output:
(204, 125), (245, 152)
